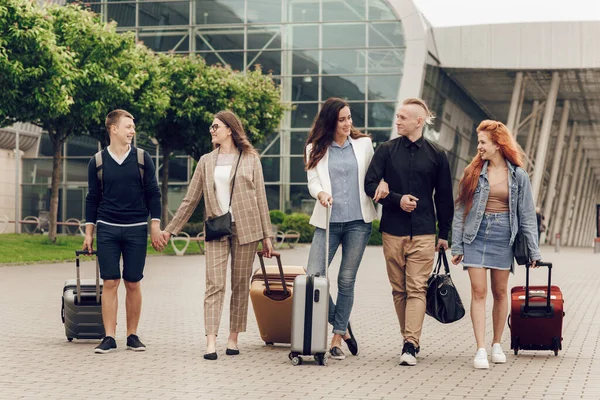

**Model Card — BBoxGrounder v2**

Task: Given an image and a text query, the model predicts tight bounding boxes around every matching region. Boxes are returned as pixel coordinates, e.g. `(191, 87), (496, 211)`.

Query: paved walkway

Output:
(0, 245), (599, 399)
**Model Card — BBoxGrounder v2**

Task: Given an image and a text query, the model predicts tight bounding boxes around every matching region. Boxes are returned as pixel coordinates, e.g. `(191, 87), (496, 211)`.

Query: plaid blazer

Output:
(165, 148), (273, 245)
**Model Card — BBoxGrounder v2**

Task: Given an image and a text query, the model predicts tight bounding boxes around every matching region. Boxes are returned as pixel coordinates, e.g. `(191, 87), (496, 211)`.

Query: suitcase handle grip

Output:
(525, 261), (552, 313)
(74, 250), (101, 305)
(256, 251), (289, 297)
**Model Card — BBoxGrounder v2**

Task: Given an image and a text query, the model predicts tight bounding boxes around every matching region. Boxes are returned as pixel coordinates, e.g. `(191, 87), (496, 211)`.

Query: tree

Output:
(39, 3), (166, 242)
(0, 0), (74, 127)
(150, 54), (285, 225)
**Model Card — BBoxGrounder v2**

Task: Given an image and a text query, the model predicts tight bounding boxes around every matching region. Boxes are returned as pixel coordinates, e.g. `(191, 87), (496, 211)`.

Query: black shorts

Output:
(96, 223), (148, 282)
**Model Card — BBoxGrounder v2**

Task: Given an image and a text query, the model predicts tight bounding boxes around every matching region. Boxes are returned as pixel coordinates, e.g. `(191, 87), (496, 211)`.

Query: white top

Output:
(305, 136), (378, 229)
(214, 154), (235, 222)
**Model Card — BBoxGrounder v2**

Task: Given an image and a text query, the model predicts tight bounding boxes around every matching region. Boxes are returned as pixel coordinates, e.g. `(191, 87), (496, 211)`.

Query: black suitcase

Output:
(61, 250), (105, 341)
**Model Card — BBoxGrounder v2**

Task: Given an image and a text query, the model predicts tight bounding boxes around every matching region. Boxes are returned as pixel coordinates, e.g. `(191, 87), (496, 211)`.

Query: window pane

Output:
(140, 32), (190, 52)
(291, 50), (319, 75)
(290, 25), (319, 49)
(290, 132), (309, 155)
(346, 102), (365, 127)
(322, 49), (366, 74)
(247, 0), (282, 23)
(106, 3), (136, 27)
(66, 136), (99, 157)
(255, 132), (280, 154)
(322, 75), (366, 101)
(292, 77), (318, 102)
(369, 22), (404, 47)
(367, 75), (401, 100)
(368, 49), (404, 73)
(322, 0), (366, 22)
(196, 0), (244, 25)
(265, 185), (280, 211)
(199, 52), (244, 70)
(290, 157), (308, 183)
(289, 184), (312, 213)
(292, 103), (318, 128)
(368, 0), (396, 21)
(139, 2), (190, 26)
(247, 51), (281, 75)
(261, 157), (280, 182)
(290, 0), (319, 22)
(196, 29), (244, 51)
(322, 24), (366, 48)
(247, 27), (281, 50)
(369, 129), (392, 148)
(368, 102), (395, 128)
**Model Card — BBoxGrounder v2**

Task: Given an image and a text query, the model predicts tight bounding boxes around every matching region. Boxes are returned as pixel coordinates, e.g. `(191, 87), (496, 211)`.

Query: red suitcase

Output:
(509, 262), (564, 356)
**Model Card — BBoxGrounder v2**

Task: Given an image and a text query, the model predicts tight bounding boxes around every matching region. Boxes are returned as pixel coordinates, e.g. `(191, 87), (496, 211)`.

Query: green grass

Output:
(0, 234), (204, 265)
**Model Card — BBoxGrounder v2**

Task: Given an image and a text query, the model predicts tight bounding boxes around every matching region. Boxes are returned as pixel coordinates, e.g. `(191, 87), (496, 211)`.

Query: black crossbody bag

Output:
(204, 153), (242, 242)
(512, 182), (530, 265)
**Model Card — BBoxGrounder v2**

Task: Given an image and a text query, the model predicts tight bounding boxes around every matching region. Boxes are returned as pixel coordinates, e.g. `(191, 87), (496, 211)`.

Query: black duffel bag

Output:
(426, 250), (465, 324)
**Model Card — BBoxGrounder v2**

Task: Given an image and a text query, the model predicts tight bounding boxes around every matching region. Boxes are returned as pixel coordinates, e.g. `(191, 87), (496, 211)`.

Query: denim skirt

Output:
(463, 212), (514, 273)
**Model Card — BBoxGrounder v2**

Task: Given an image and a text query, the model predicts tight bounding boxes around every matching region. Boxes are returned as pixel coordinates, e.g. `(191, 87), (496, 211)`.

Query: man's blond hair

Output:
(403, 98), (435, 126)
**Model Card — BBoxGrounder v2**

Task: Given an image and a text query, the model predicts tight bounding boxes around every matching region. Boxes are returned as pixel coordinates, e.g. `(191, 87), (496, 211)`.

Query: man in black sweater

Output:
(365, 98), (454, 366)
(83, 109), (165, 354)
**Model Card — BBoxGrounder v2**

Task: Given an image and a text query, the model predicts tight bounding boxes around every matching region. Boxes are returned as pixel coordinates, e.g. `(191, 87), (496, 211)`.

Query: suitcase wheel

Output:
(67, 338), (73, 342)
(513, 348), (518, 356)
(291, 355), (302, 366)
(315, 353), (327, 366)
(265, 342), (274, 346)
(552, 337), (560, 356)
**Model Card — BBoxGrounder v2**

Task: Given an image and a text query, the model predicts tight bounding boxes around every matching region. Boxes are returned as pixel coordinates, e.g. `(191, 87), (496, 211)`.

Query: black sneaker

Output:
(95, 336), (117, 354)
(126, 334), (146, 352)
(344, 322), (359, 356)
(400, 342), (417, 366)
(329, 346), (346, 360)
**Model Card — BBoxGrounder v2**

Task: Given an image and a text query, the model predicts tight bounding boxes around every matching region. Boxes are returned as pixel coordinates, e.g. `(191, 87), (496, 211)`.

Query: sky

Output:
(413, 0), (600, 27)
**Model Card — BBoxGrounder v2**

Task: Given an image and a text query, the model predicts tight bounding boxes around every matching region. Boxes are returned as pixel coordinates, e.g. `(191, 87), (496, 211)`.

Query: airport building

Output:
(1, 0), (599, 247)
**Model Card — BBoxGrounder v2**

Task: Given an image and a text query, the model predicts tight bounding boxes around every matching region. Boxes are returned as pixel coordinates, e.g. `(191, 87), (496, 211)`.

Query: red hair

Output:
(456, 120), (524, 218)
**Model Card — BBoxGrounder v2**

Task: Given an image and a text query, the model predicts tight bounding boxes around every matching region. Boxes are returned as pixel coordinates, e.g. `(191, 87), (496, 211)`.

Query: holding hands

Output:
(150, 222), (167, 252)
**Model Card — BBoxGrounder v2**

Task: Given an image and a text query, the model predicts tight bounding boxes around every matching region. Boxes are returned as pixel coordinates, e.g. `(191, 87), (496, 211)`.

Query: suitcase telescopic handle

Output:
(256, 251), (289, 296)
(74, 250), (100, 305)
(323, 204), (331, 280)
(525, 261), (552, 312)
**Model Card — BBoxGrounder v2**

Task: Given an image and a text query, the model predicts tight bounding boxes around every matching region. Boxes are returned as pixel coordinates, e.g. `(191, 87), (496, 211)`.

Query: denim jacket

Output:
(451, 160), (541, 261)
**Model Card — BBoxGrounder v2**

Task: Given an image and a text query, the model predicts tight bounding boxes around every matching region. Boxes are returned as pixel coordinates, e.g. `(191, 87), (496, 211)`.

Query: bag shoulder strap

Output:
(95, 150), (104, 192)
(227, 152), (242, 209)
(137, 147), (145, 183)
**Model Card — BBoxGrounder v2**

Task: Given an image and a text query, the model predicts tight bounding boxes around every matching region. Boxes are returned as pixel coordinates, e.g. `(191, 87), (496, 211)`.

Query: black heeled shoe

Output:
(226, 348), (240, 356)
(203, 352), (218, 360)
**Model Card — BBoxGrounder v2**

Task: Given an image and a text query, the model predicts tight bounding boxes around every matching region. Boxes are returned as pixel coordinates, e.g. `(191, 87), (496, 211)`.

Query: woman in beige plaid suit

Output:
(160, 111), (274, 360)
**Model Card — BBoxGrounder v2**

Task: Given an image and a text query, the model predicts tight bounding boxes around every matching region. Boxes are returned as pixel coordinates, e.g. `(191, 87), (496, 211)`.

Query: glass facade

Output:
(79, 0), (406, 212)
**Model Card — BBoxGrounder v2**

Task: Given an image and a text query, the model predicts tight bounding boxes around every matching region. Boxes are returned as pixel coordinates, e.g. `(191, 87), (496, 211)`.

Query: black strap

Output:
(303, 275), (314, 355)
(434, 249), (450, 275)
(227, 151), (242, 209)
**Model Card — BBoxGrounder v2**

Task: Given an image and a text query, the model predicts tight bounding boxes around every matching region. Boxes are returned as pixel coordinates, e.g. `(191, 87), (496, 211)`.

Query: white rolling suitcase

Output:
(289, 206), (330, 366)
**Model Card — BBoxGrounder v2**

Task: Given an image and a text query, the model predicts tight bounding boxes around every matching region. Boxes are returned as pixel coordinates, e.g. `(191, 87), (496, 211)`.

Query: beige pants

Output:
(382, 233), (435, 347)
(204, 223), (260, 336)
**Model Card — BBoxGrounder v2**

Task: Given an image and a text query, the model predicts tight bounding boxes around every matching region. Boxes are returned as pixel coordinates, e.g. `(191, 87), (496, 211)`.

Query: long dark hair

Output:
(304, 97), (369, 170)
(213, 110), (258, 156)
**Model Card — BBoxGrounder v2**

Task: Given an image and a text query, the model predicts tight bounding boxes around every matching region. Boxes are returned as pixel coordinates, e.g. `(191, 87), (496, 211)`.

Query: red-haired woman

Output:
(451, 120), (541, 369)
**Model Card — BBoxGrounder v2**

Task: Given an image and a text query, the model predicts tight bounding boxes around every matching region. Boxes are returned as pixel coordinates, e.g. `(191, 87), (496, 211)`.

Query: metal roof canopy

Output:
(443, 68), (600, 176)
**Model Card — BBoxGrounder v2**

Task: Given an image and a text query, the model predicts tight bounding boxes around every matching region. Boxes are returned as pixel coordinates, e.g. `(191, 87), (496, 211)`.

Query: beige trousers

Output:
(204, 223), (260, 336)
(382, 233), (435, 347)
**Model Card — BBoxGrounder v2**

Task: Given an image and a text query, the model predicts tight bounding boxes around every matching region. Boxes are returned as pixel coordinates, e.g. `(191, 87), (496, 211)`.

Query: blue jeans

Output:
(307, 220), (371, 335)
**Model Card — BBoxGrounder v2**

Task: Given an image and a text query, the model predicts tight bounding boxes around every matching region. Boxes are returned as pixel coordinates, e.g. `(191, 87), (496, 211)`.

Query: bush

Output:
(280, 213), (315, 243)
(269, 210), (286, 225)
(368, 219), (382, 245)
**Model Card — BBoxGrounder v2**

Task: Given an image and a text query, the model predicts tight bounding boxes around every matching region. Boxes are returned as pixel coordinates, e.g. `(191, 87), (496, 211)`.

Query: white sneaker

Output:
(491, 343), (506, 363)
(474, 348), (489, 369)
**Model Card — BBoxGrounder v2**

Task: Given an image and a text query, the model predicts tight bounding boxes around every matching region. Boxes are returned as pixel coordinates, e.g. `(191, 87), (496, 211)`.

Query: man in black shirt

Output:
(365, 98), (454, 366)
(83, 109), (166, 354)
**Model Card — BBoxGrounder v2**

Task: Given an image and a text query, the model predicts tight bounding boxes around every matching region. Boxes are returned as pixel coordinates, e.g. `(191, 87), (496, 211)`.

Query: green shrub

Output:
(269, 210), (286, 225)
(368, 219), (382, 245)
(280, 213), (315, 243)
